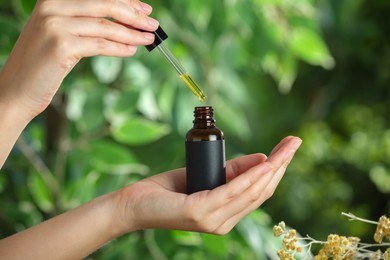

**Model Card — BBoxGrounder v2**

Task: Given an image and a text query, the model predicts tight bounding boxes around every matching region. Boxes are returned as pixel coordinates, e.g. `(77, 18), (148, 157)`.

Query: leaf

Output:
(78, 92), (106, 132)
(91, 56), (123, 84)
(209, 67), (250, 106)
(0, 16), (21, 55)
(123, 61), (151, 88)
(369, 164), (390, 193)
(202, 233), (229, 257)
(111, 117), (170, 145)
(104, 89), (140, 125)
(214, 98), (251, 140)
(289, 27), (335, 69)
(171, 230), (202, 246)
(63, 171), (99, 207)
(88, 140), (148, 175)
(137, 88), (161, 120)
(66, 87), (87, 121)
(12, 0), (35, 19)
(28, 172), (54, 213)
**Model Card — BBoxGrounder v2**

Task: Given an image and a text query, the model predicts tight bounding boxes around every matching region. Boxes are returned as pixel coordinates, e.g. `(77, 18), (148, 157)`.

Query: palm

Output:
(120, 136), (301, 235)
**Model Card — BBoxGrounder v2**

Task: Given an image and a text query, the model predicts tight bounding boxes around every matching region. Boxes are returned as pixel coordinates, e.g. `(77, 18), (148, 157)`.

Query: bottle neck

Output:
(193, 106), (215, 128)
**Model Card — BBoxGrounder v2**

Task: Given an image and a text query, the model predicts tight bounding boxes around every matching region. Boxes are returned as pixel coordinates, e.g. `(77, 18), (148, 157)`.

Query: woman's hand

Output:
(0, 136), (301, 259)
(117, 136), (302, 235)
(0, 0), (158, 122)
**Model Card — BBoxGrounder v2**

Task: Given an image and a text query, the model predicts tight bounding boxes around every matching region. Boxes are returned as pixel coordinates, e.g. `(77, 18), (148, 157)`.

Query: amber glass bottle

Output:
(185, 106), (226, 194)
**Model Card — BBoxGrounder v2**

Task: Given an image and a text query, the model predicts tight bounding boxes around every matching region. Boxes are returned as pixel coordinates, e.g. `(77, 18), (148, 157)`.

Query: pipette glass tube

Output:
(156, 42), (207, 102)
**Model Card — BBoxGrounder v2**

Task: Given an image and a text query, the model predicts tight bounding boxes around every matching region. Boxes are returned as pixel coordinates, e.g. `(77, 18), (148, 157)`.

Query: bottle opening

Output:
(193, 106), (215, 127)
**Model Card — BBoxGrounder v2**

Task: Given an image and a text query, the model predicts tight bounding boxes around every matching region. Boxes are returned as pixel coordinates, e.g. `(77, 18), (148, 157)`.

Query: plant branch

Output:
(341, 212), (379, 225)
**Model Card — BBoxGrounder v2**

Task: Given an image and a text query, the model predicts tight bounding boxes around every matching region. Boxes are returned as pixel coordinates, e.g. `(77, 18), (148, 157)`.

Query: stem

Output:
(341, 212), (379, 225)
(16, 136), (60, 207)
(144, 230), (168, 260)
(359, 242), (390, 249)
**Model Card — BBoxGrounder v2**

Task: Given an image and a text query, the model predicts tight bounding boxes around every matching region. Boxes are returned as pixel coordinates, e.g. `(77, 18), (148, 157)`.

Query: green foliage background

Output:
(1, 0), (389, 258)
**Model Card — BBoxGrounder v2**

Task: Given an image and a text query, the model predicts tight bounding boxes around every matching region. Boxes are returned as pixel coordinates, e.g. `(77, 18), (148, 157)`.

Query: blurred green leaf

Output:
(92, 56), (123, 84)
(62, 171), (99, 207)
(289, 27), (335, 69)
(370, 165), (390, 193)
(12, 0), (35, 18)
(66, 87), (87, 121)
(28, 172), (54, 213)
(202, 233), (229, 257)
(0, 16), (21, 55)
(104, 88), (140, 125)
(171, 230), (202, 246)
(137, 88), (161, 120)
(123, 60), (152, 88)
(214, 99), (251, 140)
(88, 140), (148, 175)
(111, 117), (170, 145)
(67, 85), (106, 132)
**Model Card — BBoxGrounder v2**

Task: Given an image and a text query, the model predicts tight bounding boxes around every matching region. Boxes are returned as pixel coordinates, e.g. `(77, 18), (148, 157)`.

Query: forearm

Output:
(0, 77), (30, 169)
(0, 192), (123, 260)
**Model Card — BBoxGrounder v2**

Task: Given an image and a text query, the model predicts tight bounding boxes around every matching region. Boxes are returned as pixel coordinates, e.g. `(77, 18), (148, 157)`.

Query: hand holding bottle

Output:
(117, 136), (302, 235)
(0, 136), (301, 259)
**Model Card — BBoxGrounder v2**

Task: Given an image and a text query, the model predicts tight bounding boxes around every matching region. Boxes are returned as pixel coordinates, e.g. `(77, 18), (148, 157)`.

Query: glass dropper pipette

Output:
(145, 26), (207, 102)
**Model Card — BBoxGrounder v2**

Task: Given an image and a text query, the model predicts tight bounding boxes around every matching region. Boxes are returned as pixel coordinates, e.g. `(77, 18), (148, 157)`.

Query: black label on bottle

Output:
(185, 140), (226, 194)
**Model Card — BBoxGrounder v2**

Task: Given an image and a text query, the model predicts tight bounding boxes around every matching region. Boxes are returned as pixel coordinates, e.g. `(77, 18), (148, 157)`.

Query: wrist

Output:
(96, 191), (129, 240)
(0, 70), (34, 124)
(114, 185), (140, 234)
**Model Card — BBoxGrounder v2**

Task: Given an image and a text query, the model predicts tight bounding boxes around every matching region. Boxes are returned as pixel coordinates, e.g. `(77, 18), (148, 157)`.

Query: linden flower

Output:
(374, 215), (390, 243)
(369, 250), (382, 260)
(283, 229), (300, 251)
(384, 248), (390, 260)
(277, 249), (294, 260)
(274, 221), (286, 237)
(316, 234), (359, 260)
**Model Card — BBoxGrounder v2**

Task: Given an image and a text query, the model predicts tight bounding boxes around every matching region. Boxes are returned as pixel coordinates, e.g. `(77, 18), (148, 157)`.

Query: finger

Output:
(269, 136), (297, 157)
(66, 17), (155, 46)
(204, 161), (274, 211)
(72, 36), (138, 57)
(226, 153), (267, 182)
(208, 137), (300, 209)
(139, 1), (153, 15)
(213, 139), (302, 234)
(39, 0), (159, 32)
(267, 136), (302, 166)
(213, 151), (299, 235)
(202, 137), (301, 229)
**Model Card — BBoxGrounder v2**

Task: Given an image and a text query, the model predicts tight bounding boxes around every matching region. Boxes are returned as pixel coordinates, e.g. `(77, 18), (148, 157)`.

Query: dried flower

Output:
(274, 221), (286, 237)
(274, 213), (390, 260)
(384, 248), (390, 260)
(374, 215), (390, 243)
(369, 250), (382, 260)
(277, 249), (294, 260)
(283, 229), (298, 251)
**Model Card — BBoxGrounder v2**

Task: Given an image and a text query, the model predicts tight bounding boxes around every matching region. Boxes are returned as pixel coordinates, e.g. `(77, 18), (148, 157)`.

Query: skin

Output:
(0, 0), (302, 259)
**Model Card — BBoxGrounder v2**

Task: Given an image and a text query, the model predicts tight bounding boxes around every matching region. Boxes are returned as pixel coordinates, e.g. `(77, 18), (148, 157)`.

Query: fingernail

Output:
(140, 2), (152, 13)
(291, 138), (302, 151)
(148, 17), (159, 28)
(143, 32), (154, 40)
(283, 139), (302, 161)
(127, 45), (137, 53)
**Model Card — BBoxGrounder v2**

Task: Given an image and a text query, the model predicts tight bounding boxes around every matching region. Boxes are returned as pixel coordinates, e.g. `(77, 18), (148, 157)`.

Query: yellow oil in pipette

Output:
(156, 41), (207, 102)
(145, 26), (207, 101)
(180, 73), (207, 102)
